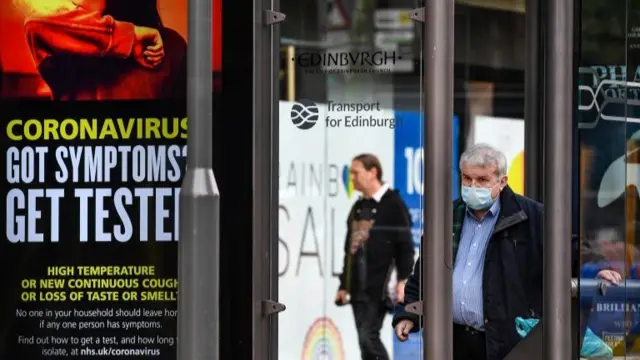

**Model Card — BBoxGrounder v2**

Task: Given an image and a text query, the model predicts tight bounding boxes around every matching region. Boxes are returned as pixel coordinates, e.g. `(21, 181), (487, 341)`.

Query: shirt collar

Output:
(372, 183), (390, 203)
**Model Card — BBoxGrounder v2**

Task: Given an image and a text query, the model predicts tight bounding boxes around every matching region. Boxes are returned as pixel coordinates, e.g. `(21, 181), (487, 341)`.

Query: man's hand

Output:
(597, 269), (622, 285)
(335, 290), (349, 305)
(133, 26), (164, 68)
(395, 279), (407, 303)
(394, 319), (414, 341)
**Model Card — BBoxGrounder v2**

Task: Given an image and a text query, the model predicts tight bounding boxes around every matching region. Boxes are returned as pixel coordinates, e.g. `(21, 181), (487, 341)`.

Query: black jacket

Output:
(392, 185), (609, 360)
(338, 188), (415, 301)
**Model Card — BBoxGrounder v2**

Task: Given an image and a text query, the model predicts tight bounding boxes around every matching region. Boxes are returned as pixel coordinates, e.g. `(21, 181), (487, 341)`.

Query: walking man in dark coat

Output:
(393, 143), (621, 360)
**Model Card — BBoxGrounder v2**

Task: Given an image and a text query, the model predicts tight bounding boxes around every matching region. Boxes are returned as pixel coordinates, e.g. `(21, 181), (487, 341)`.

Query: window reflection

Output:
(578, 0), (640, 356)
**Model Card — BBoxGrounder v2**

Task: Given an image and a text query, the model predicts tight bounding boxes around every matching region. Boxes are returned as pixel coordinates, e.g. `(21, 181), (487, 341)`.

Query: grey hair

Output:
(459, 143), (508, 177)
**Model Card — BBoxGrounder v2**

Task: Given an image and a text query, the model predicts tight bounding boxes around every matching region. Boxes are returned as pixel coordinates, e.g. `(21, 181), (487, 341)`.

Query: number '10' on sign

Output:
(404, 147), (423, 195)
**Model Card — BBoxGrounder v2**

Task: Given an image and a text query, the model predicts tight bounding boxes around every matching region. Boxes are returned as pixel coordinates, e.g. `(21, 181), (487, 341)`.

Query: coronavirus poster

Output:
(1, 108), (186, 359)
(0, 0), (196, 358)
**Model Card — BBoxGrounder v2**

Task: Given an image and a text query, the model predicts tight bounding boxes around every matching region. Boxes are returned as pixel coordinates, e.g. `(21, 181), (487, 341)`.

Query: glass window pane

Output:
(578, 0), (631, 358)
(278, 1), (423, 359)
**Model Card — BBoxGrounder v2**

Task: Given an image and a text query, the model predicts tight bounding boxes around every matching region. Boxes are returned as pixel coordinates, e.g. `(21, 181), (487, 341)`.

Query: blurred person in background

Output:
(393, 143), (621, 360)
(594, 228), (640, 266)
(13, 0), (186, 100)
(335, 153), (415, 360)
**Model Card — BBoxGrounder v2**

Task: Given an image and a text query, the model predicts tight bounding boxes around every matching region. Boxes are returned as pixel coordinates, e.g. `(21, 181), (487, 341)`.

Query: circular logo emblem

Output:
(291, 99), (319, 130)
(301, 317), (345, 360)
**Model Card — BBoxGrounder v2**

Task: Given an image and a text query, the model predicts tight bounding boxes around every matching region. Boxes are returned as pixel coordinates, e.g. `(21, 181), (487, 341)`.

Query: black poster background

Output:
(0, 99), (186, 359)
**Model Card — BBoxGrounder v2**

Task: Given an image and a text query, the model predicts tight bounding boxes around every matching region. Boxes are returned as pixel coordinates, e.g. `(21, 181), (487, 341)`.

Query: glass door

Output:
(276, 0), (426, 359)
(577, 0), (640, 358)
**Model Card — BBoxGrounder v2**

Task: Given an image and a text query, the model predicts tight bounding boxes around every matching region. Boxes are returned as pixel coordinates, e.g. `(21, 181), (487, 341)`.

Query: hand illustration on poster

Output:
(1, 0), (188, 100)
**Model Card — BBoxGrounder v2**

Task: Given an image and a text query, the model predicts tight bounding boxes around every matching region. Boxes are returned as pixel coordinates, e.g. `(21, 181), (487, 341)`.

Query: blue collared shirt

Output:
(452, 199), (501, 330)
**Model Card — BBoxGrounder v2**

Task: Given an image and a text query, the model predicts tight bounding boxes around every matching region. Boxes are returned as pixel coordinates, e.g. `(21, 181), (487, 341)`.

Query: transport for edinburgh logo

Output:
(291, 99), (319, 130)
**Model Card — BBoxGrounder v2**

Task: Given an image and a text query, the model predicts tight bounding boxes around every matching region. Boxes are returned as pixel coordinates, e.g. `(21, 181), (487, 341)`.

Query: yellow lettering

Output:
(180, 117), (188, 139)
(5, 118), (187, 141)
(7, 119), (22, 140)
(117, 118), (134, 138)
(99, 119), (117, 139)
(146, 118), (161, 139)
(79, 118), (97, 139)
(43, 119), (59, 140)
(24, 119), (42, 140)
(60, 119), (79, 139)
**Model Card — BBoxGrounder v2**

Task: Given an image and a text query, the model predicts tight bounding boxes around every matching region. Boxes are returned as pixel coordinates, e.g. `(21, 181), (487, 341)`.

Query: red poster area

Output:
(0, 0), (221, 99)
(0, 1), (42, 98)
(213, 0), (221, 72)
(213, 0), (222, 91)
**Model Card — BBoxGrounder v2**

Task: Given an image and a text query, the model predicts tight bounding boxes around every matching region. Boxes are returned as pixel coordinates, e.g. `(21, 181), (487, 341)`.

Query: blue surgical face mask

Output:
(461, 185), (497, 210)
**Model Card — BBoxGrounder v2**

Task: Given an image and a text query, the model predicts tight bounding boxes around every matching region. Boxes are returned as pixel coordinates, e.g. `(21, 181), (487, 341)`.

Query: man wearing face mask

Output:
(392, 143), (621, 360)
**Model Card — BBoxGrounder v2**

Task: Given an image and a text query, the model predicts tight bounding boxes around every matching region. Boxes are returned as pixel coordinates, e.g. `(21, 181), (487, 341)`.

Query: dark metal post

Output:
(543, 0), (572, 359)
(422, 0), (454, 359)
(524, 0), (542, 201)
(178, 0), (220, 358)
(253, 3), (286, 360)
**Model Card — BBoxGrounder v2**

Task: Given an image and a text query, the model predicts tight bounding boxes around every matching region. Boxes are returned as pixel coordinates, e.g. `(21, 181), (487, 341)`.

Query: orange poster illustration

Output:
(0, 0), (221, 100)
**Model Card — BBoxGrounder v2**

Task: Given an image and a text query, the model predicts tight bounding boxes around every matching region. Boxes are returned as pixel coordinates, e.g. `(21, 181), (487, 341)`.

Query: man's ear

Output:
(500, 175), (509, 190)
(370, 168), (379, 181)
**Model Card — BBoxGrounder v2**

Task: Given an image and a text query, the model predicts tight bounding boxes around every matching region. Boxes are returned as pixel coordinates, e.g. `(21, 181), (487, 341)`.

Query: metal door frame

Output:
(253, 0), (286, 359)
(524, 0), (544, 202)
(418, 1), (455, 359)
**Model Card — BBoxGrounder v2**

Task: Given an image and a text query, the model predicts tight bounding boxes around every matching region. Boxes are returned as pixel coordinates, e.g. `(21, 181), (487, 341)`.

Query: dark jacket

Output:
(338, 188), (415, 301)
(392, 185), (607, 360)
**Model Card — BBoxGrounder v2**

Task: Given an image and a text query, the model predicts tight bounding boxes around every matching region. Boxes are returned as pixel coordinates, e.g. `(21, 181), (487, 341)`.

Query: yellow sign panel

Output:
(507, 150), (525, 195)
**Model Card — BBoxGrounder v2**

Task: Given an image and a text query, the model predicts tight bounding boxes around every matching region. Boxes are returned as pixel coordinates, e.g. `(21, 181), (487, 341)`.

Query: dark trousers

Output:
(352, 300), (389, 360)
(453, 324), (487, 360)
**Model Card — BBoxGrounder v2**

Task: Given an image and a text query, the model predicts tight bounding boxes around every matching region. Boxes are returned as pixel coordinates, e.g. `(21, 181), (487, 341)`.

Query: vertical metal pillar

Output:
(543, 0), (573, 359)
(254, 3), (286, 360)
(422, 0), (454, 360)
(524, 0), (542, 202)
(178, 0), (220, 359)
